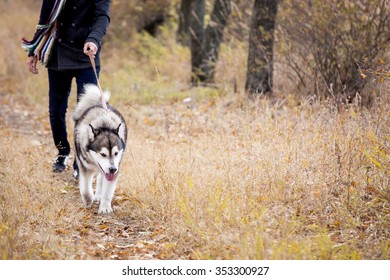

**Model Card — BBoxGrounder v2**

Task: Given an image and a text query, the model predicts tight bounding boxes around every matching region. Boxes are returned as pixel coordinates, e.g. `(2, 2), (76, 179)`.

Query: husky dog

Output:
(73, 84), (127, 214)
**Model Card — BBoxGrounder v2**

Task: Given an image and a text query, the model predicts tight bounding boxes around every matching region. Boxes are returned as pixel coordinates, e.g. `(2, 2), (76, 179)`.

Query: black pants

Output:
(47, 66), (100, 157)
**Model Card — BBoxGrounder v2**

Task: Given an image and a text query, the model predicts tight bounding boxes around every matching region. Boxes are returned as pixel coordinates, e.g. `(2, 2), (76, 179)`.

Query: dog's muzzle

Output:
(98, 162), (117, 182)
(109, 166), (117, 174)
(104, 166), (117, 182)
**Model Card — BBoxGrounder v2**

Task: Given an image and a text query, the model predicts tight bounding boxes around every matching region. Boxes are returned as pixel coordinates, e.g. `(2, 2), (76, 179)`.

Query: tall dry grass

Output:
(0, 130), (86, 259)
(0, 0), (389, 260)
(121, 96), (389, 259)
(2, 94), (388, 259)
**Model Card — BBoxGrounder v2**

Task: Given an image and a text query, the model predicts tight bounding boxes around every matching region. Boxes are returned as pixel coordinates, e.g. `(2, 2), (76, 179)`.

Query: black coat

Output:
(35, 0), (111, 70)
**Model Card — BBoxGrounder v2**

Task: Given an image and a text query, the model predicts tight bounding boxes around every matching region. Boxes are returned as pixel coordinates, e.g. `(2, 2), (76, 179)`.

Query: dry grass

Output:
(122, 96), (389, 259)
(1, 95), (389, 259)
(0, 130), (84, 259)
(1, 0), (389, 260)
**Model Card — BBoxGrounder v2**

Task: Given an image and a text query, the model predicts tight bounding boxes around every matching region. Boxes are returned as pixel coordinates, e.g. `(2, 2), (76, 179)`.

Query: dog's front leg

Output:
(94, 173), (103, 203)
(79, 171), (94, 208)
(98, 177), (118, 214)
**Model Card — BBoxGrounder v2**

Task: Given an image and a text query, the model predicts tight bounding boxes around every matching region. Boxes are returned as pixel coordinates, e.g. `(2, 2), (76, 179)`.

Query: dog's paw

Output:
(82, 196), (94, 208)
(98, 206), (113, 214)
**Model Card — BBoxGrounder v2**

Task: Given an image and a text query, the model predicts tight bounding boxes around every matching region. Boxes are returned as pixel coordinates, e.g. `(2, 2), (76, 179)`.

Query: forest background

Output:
(0, 0), (389, 260)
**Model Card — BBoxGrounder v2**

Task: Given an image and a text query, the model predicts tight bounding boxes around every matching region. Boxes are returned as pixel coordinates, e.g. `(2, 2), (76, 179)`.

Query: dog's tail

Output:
(73, 84), (110, 122)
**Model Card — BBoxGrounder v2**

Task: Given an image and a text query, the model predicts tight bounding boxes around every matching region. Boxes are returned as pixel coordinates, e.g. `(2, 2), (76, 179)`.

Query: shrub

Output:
(277, 0), (389, 105)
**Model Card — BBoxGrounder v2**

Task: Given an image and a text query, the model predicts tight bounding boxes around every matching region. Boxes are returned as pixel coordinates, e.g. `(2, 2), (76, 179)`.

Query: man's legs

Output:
(48, 69), (73, 172)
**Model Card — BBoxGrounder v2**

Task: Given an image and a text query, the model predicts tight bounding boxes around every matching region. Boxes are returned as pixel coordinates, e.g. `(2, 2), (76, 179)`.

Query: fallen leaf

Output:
(99, 224), (108, 230)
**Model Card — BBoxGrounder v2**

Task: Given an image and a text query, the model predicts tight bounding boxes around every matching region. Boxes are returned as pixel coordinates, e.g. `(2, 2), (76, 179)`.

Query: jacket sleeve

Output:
(86, 0), (111, 48)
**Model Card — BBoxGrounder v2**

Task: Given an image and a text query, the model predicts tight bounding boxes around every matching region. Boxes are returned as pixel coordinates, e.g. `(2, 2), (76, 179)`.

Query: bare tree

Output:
(278, 0), (389, 105)
(177, 0), (192, 45)
(188, 0), (232, 85)
(245, 0), (279, 95)
(189, 0), (206, 83)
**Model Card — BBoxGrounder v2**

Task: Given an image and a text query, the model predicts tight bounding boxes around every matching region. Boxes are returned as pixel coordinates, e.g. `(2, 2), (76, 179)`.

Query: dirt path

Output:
(0, 93), (173, 260)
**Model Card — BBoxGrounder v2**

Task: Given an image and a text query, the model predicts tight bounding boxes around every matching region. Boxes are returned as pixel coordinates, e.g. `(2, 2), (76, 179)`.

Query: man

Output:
(26, 0), (111, 178)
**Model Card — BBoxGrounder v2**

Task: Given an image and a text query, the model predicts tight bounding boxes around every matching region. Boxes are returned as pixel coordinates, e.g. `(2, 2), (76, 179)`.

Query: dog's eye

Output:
(114, 152), (118, 156)
(100, 153), (107, 157)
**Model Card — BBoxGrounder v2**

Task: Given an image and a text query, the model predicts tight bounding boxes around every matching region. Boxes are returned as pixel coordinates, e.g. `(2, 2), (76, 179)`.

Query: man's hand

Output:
(84, 42), (98, 57)
(27, 56), (38, 74)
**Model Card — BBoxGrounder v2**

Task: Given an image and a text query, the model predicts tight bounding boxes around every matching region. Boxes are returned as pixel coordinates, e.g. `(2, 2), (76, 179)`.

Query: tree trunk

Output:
(189, 0), (205, 84)
(245, 0), (279, 95)
(177, 0), (192, 45)
(199, 0), (232, 84)
(189, 0), (231, 85)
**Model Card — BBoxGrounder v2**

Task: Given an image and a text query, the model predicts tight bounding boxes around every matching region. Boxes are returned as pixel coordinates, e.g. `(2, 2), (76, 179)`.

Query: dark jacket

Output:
(35, 0), (111, 70)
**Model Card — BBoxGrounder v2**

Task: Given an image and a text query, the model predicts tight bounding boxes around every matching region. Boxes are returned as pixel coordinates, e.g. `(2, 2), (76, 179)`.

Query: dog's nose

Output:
(109, 167), (117, 174)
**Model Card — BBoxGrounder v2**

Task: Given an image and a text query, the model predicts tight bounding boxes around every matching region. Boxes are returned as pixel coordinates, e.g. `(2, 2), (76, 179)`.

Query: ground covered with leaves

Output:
(0, 91), (389, 260)
(0, 0), (389, 260)
(0, 93), (177, 260)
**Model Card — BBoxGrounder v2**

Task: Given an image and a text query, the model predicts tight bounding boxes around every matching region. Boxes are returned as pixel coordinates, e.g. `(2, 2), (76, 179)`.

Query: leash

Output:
(87, 50), (107, 109)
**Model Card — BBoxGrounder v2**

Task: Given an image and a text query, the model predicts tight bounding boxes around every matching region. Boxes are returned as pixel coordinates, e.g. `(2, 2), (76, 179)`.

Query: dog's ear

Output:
(89, 124), (99, 137)
(114, 123), (122, 135)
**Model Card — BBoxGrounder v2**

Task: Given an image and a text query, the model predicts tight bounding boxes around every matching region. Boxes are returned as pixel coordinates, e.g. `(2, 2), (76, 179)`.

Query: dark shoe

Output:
(53, 154), (69, 173)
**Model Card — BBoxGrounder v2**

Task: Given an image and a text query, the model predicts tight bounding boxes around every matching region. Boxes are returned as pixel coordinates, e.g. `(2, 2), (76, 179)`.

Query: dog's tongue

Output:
(105, 173), (116, 182)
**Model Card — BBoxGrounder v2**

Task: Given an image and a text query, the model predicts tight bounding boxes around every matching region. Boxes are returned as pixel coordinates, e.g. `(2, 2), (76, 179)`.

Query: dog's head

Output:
(87, 123), (125, 181)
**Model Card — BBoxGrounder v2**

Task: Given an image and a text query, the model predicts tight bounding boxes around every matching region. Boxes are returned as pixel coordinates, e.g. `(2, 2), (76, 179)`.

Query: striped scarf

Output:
(22, 0), (67, 65)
